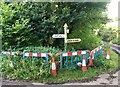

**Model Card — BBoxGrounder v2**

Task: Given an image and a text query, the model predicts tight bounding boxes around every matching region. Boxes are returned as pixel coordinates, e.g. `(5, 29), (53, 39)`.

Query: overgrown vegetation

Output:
(0, 57), (51, 80)
(0, 44), (118, 83)
(0, 46), (62, 80)
(111, 38), (120, 45)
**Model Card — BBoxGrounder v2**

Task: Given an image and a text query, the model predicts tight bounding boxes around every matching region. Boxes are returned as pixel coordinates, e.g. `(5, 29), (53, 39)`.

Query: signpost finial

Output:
(63, 23), (68, 28)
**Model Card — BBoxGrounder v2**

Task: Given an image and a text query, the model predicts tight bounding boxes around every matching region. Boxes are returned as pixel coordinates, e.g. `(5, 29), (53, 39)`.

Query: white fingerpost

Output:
(52, 23), (81, 52)
(63, 23), (68, 51)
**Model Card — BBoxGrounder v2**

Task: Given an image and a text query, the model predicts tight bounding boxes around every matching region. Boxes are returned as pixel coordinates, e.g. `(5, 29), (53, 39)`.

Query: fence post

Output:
(71, 56), (74, 69)
(76, 55), (78, 66)
(1, 51), (4, 58)
(60, 54), (63, 69)
(66, 56), (68, 69)
(46, 54), (48, 64)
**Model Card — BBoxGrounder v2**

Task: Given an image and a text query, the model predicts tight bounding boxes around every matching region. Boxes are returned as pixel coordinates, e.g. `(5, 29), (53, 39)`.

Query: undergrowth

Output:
(0, 44), (119, 83)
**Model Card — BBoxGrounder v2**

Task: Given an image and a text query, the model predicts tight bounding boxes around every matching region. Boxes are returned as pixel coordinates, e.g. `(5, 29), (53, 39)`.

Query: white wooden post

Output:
(63, 23), (68, 51)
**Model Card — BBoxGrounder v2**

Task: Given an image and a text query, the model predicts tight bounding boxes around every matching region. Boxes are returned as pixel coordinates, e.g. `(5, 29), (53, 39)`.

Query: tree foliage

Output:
(1, 2), (108, 50)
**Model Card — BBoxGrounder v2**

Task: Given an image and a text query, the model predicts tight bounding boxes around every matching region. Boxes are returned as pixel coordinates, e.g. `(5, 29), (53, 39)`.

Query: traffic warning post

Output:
(88, 51), (94, 67)
(88, 57), (93, 66)
(88, 51), (96, 68)
(82, 55), (88, 72)
(106, 51), (110, 60)
(52, 58), (57, 76)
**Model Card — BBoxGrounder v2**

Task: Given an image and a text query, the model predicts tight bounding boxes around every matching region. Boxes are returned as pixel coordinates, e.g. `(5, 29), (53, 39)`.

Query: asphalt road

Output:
(1, 44), (120, 86)
(1, 70), (119, 86)
(111, 44), (120, 54)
